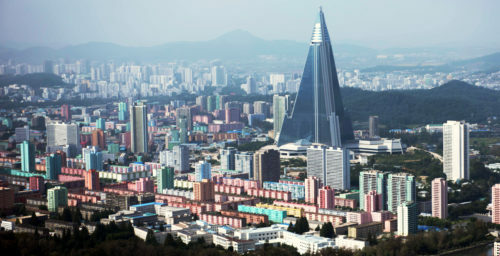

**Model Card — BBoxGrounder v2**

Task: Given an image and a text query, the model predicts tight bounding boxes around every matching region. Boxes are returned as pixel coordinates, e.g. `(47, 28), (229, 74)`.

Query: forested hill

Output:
(0, 73), (67, 90)
(341, 80), (500, 127)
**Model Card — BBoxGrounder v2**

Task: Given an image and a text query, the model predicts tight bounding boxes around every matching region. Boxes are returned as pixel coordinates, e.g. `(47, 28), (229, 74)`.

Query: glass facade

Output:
(278, 9), (353, 147)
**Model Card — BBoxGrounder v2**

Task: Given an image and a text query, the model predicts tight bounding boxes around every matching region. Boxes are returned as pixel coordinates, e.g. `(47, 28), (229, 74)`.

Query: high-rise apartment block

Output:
(21, 140), (35, 172)
(369, 116), (379, 138)
(84, 147), (103, 171)
(253, 146), (280, 185)
(359, 170), (387, 211)
(46, 154), (62, 180)
(48, 186), (68, 212)
(387, 173), (416, 213)
(443, 120), (469, 181)
(195, 161), (212, 182)
(118, 102), (128, 121)
(29, 176), (45, 192)
(397, 201), (417, 236)
(235, 152), (253, 177)
(305, 176), (321, 204)
(84, 169), (100, 191)
(130, 101), (148, 153)
(431, 178), (448, 219)
(194, 179), (215, 202)
(46, 122), (80, 148)
(492, 184), (500, 224)
(91, 129), (106, 149)
(173, 145), (189, 173)
(318, 186), (335, 209)
(364, 190), (383, 213)
(220, 147), (237, 171)
(273, 94), (290, 141)
(157, 167), (174, 193)
(307, 144), (350, 190)
(61, 104), (71, 121)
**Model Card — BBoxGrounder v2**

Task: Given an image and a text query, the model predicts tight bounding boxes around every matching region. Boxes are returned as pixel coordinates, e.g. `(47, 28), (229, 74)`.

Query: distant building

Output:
(130, 101), (148, 153)
(369, 116), (379, 138)
(431, 178), (447, 219)
(15, 126), (30, 142)
(273, 94), (290, 141)
(211, 66), (227, 87)
(84, 147), (103, 171)
(364, 190), (383, 213)
(305, 176), (320, 204)
(96, 118), (106, 130)
(46, 154), (62, 180)
(118, 102), (128, 121)
(61, 104), (71, 122)
(173, 145), (189, 173)
(235, 152), (253, 178)
(21, 140), (35, 172)
(195, 161), (211, 182)
(253, 101), (270, 118)
(157, 167), (174, 193)
(46, 122), (80, 149)
(359, 170), (387, 211)
(0, 187), (14, 210)
(48, 186), (68, 212)
(91, 129), (106, 149)
(443, 120), (469, 181)
(29, 176), (45, 191)
(492, 184), (500, 224)
(220, 147), (237, 171)
(85, 169), (100, 191)
(307, 144), (350, 190)
(397, 201), (417, 236)
(241, 76), (257, 94)
(193, 179), (214, 202)
(387, 173), (415, 213)
(318, 186), (335, 209)
(253, 146), (280, 185)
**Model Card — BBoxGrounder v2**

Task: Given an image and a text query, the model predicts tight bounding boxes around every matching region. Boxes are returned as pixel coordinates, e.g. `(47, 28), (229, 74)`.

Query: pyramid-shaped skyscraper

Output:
(277, 8), (354, 147)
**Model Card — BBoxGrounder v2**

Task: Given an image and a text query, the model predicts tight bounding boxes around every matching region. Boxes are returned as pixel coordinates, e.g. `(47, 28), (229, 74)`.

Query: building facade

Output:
(130, 101), (148, 153)
(431, 178), (448, 219)
(307, 144), (350, 190)
(443, 120), (469, 181)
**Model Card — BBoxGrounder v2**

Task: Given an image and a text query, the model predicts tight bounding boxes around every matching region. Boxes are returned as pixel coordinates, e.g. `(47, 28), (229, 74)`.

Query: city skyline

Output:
(0, 2), (498, 255)
(1, 1), (499, 50)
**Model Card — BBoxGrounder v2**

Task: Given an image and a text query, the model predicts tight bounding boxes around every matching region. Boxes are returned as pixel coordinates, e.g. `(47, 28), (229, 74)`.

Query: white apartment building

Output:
(443, 120), (469, 181)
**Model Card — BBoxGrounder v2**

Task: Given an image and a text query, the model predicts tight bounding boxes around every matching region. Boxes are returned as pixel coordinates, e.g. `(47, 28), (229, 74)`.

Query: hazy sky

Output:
(1, 0), (499, 49)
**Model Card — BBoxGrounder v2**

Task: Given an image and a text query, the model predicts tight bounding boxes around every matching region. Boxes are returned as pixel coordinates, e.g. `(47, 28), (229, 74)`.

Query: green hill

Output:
(0, 73), (67, 90)
(341, 80), (500, 127)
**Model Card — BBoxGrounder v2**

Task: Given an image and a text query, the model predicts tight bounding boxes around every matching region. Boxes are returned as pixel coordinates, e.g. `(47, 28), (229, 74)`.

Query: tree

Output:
(30, 212), (41, 227)
(72, 208), (82, 224)
(61, 207), (72, 222)
(145, 229), (158, 245)
(293, 217), (309, 234)
(164, 233), (177, 247)
(320, 222), (334, 238)
(287, 223), (295, 232)
(315, 225), (321, 231)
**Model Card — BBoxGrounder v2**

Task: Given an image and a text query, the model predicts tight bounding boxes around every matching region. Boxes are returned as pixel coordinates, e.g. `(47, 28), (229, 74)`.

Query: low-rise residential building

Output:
(335, 235), (369, 251)
(212, 233), (256, 254)
(348, 222), (383, 239)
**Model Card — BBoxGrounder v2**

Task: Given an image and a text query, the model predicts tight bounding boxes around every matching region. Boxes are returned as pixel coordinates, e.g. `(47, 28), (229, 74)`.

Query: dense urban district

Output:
(1, 9), (500, 256)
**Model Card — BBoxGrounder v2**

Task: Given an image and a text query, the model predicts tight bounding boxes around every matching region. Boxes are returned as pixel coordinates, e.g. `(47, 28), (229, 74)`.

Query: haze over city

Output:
(1, 0), (499, 49)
